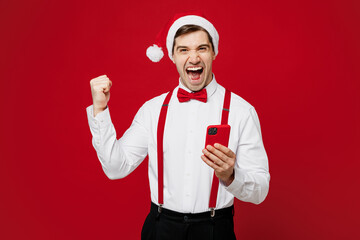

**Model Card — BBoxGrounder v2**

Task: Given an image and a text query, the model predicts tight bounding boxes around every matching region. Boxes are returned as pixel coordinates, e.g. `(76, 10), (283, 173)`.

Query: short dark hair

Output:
(172, 24), (215, 55)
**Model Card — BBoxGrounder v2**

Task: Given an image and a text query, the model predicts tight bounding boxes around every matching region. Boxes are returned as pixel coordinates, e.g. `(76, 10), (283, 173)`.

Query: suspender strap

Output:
(157, 90), (173, 206)
(209, 89), (231, 209)
(221, 89), (231, 125)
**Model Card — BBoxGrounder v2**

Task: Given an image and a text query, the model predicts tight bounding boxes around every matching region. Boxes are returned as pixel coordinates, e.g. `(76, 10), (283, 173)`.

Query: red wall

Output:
(1, 0), (359, 239)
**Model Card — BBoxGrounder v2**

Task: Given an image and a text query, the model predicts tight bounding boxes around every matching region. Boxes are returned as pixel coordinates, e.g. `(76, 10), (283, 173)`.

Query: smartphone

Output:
(205, 124), (231, 148)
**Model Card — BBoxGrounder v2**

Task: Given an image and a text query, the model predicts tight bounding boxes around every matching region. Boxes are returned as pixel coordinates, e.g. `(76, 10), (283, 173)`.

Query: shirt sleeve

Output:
(225, 107), (270, 204)
(86, 104), (149, 179)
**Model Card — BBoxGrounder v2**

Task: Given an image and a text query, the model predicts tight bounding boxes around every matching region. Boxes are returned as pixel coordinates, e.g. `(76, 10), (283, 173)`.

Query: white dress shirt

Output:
(86, 77), (270, 213)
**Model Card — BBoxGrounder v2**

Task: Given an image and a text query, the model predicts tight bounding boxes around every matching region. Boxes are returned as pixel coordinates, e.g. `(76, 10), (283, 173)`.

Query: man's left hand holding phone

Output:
(202, 124), (236, 187)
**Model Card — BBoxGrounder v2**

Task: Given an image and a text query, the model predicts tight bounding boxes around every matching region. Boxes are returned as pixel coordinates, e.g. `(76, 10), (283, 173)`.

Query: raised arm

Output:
(87, 75), (148, 179)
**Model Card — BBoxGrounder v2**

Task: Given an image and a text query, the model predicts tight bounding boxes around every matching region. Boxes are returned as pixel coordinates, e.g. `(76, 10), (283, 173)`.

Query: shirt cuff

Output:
(86, 105), (112, 129)
(223, 167), (246, 195)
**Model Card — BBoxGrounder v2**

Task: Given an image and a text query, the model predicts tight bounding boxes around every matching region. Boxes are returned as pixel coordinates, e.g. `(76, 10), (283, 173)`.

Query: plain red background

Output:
(1, 0), (359, 239)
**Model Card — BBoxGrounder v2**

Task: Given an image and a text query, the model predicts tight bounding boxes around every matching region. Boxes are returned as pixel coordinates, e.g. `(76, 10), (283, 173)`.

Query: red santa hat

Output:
(146, 12), (219, 62)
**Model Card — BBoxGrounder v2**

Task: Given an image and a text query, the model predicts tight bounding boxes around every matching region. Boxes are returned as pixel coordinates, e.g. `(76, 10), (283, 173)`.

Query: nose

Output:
(188, 50), (200, 64)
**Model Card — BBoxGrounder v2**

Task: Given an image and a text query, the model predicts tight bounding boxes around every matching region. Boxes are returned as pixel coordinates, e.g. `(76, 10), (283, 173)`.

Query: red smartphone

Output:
(205, 124), (231, 148)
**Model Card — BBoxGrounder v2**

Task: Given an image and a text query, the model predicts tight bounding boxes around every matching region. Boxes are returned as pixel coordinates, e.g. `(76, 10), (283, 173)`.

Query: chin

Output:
(186, 77), (206, 90)
(188, 83), (205, 92)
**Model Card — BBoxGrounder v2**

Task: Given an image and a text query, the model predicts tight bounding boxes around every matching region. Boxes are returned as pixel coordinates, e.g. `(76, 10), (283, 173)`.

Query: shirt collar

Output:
(178, 74), (218, 100)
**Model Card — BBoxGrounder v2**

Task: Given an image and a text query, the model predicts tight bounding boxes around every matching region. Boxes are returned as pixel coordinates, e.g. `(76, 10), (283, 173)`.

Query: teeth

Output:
(187, 67), (203, 71)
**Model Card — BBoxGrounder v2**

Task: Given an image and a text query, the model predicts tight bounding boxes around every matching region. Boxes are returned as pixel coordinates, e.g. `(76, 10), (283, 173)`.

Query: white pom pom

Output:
(146, 44), (164, 62)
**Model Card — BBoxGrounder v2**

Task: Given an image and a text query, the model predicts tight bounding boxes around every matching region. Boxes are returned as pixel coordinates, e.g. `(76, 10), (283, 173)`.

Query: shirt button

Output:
(186, 173), (190, 177)
(94, 121), (97, 125)
(96, 140), (100, 145)
(186, 193), (190, 197)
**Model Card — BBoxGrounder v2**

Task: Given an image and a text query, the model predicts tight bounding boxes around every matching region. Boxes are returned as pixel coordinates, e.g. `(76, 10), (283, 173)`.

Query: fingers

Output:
(202, 144), (236, 177)
(203, 144), (235, 165)
(90, 75), (112, 93)
(201, 155), (221, 171)
(207, 145), (228, 163)
(90, 75), (109, 84)
(94, 81), (112, 93)
(213, 143), (236, 158)
(202, 147), (226, 167)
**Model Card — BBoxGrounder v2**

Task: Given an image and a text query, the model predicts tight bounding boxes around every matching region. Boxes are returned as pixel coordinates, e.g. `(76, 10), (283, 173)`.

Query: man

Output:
(87, 14), (269, 240)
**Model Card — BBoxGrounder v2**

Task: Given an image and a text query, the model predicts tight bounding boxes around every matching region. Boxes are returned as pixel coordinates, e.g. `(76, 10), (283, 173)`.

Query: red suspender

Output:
(221, 89), (231, 125)
(209, 89), (231, 210)
(157, 90), (173, 206)
(157, 89), (231, 211)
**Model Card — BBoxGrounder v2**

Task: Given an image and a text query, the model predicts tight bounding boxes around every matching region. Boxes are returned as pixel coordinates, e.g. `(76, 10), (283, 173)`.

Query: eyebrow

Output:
(176, 44), (211, 50)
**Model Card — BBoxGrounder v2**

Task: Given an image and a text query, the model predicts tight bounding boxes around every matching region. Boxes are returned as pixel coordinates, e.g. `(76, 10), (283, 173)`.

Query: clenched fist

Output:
(90, 75), (112, 117)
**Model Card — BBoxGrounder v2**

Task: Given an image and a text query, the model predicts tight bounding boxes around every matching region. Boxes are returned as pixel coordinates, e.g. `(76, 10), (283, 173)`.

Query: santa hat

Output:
(146, 12), (219, 62)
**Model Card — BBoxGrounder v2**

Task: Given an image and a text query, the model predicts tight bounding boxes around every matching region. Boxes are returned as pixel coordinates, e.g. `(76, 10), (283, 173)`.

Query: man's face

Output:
(172, 30), (215, 92)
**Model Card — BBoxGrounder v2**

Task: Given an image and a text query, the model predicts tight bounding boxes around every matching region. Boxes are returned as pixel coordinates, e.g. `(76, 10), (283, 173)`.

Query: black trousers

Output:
(141, 203), (236, 240)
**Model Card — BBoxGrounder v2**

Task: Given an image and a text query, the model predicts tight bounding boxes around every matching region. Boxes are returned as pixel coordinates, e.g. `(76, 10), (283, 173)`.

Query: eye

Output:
(199, 47), (208, 52)
(179, 48), (188, 53)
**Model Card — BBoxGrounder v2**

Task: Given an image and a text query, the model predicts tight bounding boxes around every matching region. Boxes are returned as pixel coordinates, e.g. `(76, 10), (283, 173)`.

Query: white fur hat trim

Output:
(166, 15), (219, 61)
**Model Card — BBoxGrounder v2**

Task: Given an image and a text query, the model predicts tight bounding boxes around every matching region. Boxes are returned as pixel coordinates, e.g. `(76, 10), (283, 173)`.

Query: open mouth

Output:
(186, 66), (203, 81)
